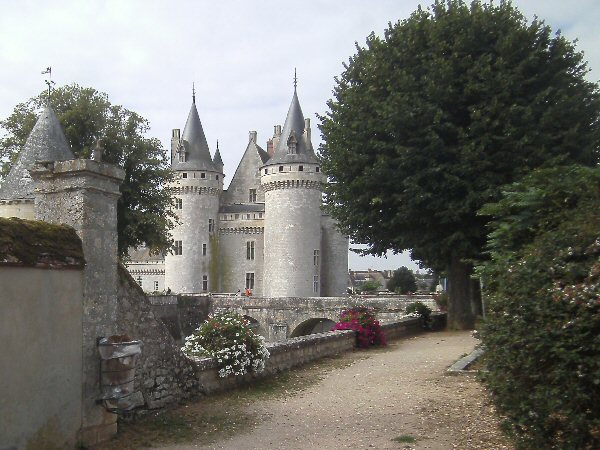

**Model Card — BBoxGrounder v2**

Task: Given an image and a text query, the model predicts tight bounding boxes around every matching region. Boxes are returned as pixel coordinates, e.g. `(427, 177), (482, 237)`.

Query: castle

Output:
(0, 82), (349, 297)
(127, 84), (349, 296)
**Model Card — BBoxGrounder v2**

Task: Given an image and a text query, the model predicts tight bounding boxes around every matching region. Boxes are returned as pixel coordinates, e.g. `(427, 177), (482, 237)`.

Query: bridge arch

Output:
(289, 317), (337, 338)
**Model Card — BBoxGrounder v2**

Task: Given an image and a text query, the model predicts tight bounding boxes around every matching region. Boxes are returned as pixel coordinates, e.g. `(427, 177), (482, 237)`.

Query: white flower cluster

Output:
(181, 311), (270, 378)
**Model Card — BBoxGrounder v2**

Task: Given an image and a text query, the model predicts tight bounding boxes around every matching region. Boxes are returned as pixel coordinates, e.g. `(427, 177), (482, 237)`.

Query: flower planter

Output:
(98, 336), (143, 412)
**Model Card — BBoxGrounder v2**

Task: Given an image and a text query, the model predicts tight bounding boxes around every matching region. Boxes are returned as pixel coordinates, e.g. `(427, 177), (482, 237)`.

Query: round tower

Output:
(164, 95), (223, 293)
(261, 85), (325, 297)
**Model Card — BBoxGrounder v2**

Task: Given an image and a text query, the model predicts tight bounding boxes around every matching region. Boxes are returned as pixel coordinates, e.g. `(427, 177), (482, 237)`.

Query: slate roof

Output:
(213, 143), (224, 171)
(0, 104), (74, 200)
(172, 101), (217, 172)
(265, 88), (318, 166)
(220, 203), (265, 213)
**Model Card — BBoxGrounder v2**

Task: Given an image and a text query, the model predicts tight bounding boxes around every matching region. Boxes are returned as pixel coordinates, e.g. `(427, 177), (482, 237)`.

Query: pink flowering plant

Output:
(182, 311), (269, 378)
(331, 306), (386, 348)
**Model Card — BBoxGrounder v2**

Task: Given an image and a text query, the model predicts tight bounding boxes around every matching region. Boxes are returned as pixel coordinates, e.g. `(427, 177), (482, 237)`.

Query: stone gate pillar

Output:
(30, 158), (125, 445)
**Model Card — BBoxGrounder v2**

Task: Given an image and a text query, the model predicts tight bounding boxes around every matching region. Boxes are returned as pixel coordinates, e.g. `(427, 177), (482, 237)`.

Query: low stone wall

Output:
(192, 313), (447, 395)
(381, 312), (447, 340)
(193, 330), (356, 394)
(149, 294), (210, 344)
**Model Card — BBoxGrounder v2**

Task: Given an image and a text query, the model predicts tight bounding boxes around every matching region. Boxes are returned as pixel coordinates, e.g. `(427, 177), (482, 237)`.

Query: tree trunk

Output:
(447, 255), (480, 329)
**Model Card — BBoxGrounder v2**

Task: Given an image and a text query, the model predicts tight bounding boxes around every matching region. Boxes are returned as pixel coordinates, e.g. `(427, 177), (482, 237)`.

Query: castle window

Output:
(178, 150), (187, 163)
(247, 241), (255, 260)
(245, 272), (255, 290)
(136, 276), (142, 287)
(259, 213), (263, 218)
(174, 240), (182, 255)
(201, 172), (206, 179)
(279, 166), (284, 172)
(216, 175), (219, 180)
(154, 281), (159, 291)
(235, 214), (239, 220)
(209, 218), (214, 232)
(202, 275), (208, 291)
(313, 249), (320, 266)
(182, 173), (188, 179)
(299, 165), (303, 172)
(246, 214), (251, 219)
(316, 167), (320, 173)
(175, 198), (182, 210)
(202, 243), (207, 256)
(264, 169), (268, 174)
(313, 275), (319, 293)
(249, 189), (257, 203)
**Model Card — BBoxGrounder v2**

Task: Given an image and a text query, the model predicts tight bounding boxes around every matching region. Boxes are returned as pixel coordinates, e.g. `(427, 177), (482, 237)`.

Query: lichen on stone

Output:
(0, 217), (85, 267)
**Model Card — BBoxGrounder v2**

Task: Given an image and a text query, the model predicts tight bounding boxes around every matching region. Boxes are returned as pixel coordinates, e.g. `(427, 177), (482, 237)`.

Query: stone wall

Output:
(0, 218), (85, 450)
(116, 267), (200, 409)
(148, 294), (211, 343)
(193, 330), (356, 394)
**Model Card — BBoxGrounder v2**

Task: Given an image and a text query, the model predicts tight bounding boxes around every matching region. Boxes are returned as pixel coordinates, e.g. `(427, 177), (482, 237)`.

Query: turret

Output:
(260, 78), (325, 297)
(0, 104), (74, 219)
(164, 93), (223, 293)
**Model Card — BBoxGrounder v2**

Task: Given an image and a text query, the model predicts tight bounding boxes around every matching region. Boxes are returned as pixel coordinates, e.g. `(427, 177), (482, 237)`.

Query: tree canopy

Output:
(0, 84), (176, 256)
(318, 0), (600, 328)
(387, 266), (417, 294)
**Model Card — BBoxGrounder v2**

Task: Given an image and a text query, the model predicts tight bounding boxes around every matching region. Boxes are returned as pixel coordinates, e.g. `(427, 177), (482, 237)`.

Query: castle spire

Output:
(173, 95), (216, 171)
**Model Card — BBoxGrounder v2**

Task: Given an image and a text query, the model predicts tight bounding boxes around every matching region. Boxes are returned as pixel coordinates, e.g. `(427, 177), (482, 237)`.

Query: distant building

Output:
(348, 269), (388, 293)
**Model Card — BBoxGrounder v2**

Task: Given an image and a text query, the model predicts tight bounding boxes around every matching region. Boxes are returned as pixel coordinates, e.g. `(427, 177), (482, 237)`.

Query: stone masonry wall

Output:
(193, 330), (356, 394)
(116, 267), (199, 409)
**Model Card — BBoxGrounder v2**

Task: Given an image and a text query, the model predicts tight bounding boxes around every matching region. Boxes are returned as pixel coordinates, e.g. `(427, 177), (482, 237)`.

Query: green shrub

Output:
(405, 301), (432, 328)
(182, 311), (270, 378)
(478, 166), (600, 449)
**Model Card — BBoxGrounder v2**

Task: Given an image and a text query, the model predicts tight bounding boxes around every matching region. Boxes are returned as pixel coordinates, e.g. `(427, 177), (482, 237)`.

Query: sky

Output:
(1, 0), (599, 272)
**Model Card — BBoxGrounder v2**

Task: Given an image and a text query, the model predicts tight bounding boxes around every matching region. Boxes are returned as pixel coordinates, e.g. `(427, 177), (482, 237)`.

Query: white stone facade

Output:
(127, 87), (348, 297)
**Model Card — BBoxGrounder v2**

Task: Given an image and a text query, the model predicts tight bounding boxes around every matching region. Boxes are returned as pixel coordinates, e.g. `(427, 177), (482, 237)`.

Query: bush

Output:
(434, 292), (448, 311)
(405, 301), (432, 328)
(359, 279), (381, 293)
(182, 311), (270, 378)
(331, 306), (386, 348)
(478, 166), (600, 449)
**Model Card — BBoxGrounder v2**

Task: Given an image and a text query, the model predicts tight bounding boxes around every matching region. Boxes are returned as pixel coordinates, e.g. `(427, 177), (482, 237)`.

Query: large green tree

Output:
(318, 0), (600, 328)
(0, 84), (176, 256)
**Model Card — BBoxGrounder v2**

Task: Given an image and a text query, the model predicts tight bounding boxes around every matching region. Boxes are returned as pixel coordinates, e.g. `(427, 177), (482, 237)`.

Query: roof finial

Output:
(41, 66), (54, 104)
(293, 68), (298, 91)
(192, 82), (196, 104)
(216, 139), (219, 150)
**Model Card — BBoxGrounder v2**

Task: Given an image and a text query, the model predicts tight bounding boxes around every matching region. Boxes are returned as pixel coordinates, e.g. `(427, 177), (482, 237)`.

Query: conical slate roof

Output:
(0, 104), (74, 200)
(265, 88), (318, 165)
(213, 142), (224, 172)
(172, 100), (217, 172)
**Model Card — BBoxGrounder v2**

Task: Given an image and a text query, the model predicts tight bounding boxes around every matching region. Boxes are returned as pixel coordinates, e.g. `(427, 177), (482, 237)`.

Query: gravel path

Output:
(159, 330), (512, 450)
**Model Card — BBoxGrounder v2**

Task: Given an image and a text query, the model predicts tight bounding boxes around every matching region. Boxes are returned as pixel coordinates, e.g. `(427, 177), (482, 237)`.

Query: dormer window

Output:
(287, 131), (297, 154)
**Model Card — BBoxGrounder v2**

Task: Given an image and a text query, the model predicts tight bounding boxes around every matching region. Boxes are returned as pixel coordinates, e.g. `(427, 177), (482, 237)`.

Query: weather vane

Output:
(41, 67), (55, 102)
(294, 68), (298, 90)
(192, 82), (196, 104)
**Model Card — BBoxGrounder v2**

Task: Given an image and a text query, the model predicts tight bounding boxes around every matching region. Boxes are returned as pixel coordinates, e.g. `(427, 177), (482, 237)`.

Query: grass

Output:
(392, 434), (417, 443)
(91, 353), (364, 449)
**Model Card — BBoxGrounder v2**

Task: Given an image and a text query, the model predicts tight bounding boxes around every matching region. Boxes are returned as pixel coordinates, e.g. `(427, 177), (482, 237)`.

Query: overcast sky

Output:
(1, 0), (599, 272)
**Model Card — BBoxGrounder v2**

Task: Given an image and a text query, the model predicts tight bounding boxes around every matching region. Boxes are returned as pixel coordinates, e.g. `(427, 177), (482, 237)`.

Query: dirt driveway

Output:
(134, 330), (511, 449)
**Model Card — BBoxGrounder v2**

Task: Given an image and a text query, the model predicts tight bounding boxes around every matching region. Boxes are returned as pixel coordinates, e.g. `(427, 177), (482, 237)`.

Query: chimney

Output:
(266, 138), (274, 157)
(272, 125), (282, 154)
(304, 118), (311, 142)
(249, 131), (257, 143)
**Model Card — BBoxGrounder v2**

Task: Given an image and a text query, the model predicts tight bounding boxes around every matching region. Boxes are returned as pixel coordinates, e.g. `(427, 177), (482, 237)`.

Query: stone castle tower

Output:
(129, 81), (349, 296)
(164, 92), (224, 293)
(261, 86), (325, 297)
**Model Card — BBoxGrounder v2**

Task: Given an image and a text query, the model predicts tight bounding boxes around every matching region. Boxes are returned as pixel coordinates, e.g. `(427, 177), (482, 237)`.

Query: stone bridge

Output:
(210, 294), (437, 341)
(149, 293), (437, 342)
